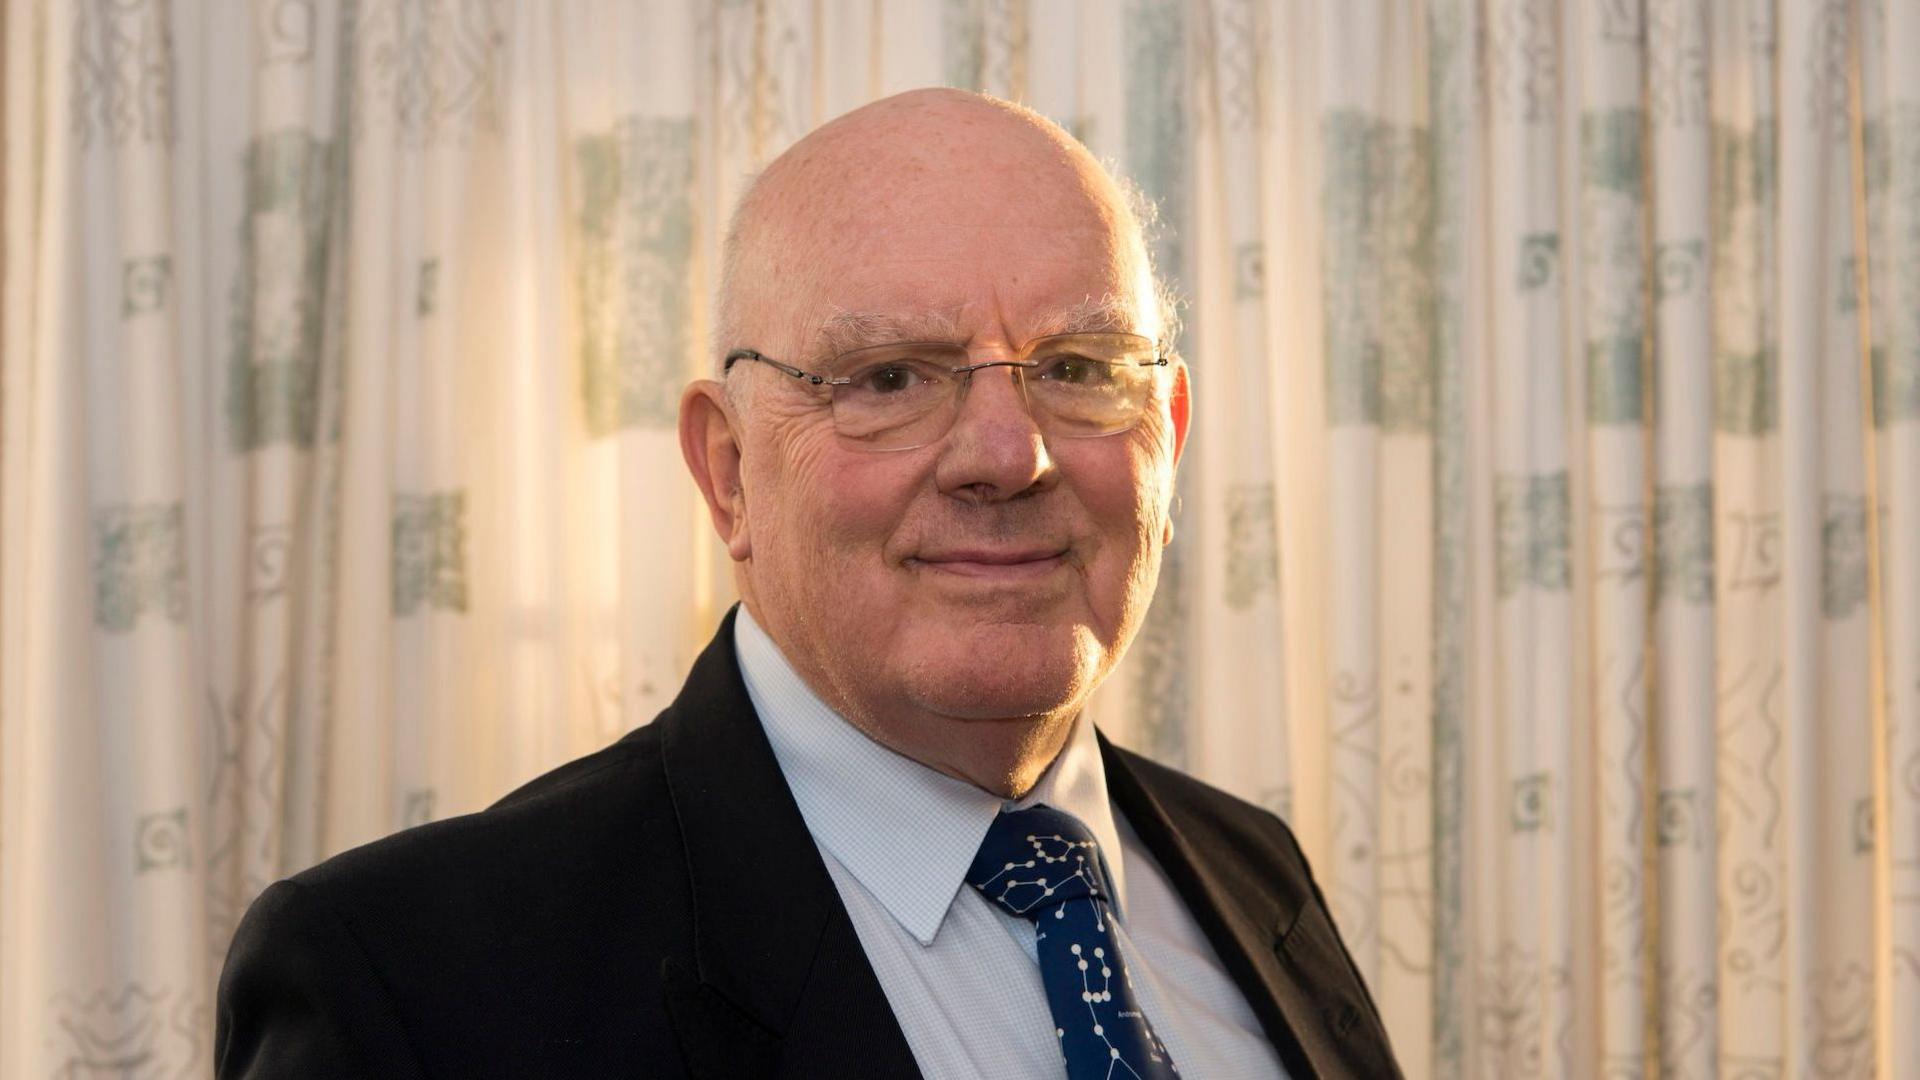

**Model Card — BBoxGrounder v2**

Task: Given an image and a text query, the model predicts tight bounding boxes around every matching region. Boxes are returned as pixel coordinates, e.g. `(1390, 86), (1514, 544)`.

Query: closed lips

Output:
(914, 549), (1070, 578)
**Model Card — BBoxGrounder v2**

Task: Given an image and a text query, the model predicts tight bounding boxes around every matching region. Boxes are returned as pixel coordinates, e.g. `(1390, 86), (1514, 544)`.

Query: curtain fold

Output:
(2, 2), (1914, 1077)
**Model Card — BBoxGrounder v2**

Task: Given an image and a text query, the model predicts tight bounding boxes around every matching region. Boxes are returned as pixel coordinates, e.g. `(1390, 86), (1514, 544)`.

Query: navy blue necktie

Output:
(967, 805), (1180, 1079)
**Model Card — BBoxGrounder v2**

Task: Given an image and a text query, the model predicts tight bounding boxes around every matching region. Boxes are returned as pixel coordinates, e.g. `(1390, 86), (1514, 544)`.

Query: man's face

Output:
(692, 96), (1189, 787)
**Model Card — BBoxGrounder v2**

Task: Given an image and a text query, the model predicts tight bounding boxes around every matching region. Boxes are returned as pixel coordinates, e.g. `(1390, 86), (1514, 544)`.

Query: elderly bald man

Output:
(216, 90), (1400, 1080)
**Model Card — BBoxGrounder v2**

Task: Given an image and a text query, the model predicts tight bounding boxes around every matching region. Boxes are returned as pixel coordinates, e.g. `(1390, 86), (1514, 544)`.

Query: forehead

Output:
(815, 296), (1143, 357)
(793, 215), (1153, 354)
(740, 99), (1157, 355)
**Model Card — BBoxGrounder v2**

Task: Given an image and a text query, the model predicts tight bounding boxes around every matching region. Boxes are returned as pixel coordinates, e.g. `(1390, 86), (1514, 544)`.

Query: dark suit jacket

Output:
(217, 609), (1401, 1078)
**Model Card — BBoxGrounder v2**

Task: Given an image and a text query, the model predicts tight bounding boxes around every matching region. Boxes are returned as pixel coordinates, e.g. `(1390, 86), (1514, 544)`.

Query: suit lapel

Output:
(656, 609), (921, 1079)
(1100, 735), (1403, 1080)
(652, 610), (1399, 1078)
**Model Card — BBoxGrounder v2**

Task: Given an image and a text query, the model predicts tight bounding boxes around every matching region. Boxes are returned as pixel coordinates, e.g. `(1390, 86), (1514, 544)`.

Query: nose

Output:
(934, 364), (1058, 503)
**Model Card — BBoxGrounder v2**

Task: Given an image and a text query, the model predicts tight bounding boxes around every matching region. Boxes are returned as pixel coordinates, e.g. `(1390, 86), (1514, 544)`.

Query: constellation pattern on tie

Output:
(967, 812), (1179, 1079)
(973, 832), (1105, 928)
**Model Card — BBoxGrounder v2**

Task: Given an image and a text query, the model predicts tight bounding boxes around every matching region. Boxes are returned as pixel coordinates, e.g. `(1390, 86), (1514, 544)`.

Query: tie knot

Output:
(966, 805), (1109, 920)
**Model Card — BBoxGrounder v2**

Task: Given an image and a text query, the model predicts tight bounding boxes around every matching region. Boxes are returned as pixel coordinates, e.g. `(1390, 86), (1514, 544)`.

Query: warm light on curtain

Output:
(2, 2), (1916, 1077)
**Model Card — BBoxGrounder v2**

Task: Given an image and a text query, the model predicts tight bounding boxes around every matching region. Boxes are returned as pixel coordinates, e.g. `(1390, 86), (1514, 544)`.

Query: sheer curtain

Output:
(2, 2), (1915, 1077)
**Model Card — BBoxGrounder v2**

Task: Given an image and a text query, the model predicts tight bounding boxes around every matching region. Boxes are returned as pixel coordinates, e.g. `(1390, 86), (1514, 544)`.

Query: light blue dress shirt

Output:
(734, 607), (1289, 1080)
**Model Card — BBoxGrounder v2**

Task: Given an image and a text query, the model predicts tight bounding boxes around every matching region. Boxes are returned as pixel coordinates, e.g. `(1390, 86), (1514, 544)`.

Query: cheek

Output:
(1094, 423), (1176, 525)
(810, 475), (913, 559)
(1062, 433), (1176, 595)
(1109, 436), (1178, 640)
(752, 428), (919, 566)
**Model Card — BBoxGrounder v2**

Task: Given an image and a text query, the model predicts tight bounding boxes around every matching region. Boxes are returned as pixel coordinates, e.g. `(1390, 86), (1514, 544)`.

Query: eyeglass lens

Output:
(825, 335), (1162, 451)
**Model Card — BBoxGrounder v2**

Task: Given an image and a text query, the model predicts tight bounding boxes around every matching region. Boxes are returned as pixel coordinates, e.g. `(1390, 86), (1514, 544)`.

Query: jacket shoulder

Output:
(288, 721), (668, 901)
(218, 720), (692, 1076)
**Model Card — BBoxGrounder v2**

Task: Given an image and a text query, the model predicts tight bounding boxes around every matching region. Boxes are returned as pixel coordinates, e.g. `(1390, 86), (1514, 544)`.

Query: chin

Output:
(898, 618), (1103, 720)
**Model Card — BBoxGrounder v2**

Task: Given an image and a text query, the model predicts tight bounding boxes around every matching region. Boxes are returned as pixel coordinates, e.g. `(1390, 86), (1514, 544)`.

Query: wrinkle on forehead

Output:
(809, 294), (1146, 363)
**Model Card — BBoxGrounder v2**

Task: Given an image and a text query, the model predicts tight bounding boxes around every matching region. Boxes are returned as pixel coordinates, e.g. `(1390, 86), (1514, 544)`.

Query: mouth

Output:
(910, 547), (1072, 582)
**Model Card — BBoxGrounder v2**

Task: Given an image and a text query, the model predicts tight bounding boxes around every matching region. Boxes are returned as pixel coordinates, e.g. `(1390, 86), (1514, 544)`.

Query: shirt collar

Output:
(733, 605), (1127, 945)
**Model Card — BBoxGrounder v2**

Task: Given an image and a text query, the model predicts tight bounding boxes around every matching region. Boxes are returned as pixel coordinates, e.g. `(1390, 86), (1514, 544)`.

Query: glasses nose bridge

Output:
(938, 356), (1049, 451)
(951, 357), (1035, 412)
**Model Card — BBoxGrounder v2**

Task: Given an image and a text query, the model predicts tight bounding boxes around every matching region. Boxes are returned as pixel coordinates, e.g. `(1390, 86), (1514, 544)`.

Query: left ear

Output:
(1169, 359), (1191, 469)
(1164, 359), (1191, 546)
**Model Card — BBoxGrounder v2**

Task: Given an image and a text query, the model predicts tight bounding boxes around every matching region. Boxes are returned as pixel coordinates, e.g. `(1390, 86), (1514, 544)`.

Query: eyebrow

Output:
(808, 295), (1144, 361)
(812, 310), (965, 360)
(1029, 295), (1142, 338)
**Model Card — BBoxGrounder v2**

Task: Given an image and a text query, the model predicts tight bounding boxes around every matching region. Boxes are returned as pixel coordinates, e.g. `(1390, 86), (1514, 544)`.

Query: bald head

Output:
(716, 89), (1168, 375)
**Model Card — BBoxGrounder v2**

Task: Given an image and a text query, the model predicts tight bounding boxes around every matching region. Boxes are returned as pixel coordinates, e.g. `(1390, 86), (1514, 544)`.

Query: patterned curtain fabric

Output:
(1, 2), (1915, 1077)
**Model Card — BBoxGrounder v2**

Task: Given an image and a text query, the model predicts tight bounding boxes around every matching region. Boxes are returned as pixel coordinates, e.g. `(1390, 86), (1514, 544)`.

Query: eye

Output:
(847, 358), (947, 395)
(863, 365), (921, 394)
(1035, 354), (1118, 386)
